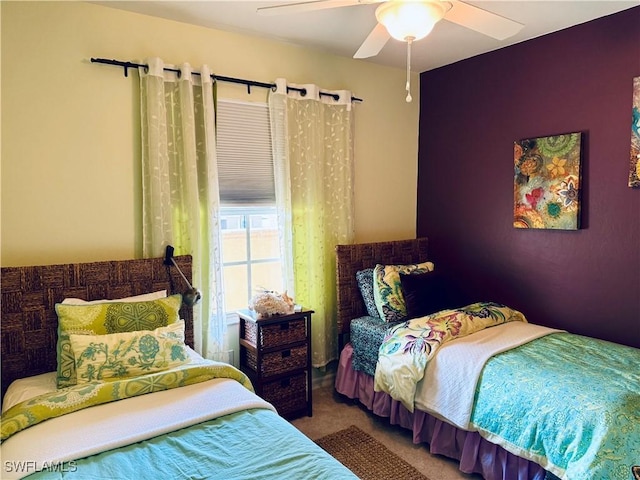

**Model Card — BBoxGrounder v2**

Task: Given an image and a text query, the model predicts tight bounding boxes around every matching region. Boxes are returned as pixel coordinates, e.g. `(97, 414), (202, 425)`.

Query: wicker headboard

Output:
(335, 238), (429, 346)
(1, 255), (194, 399)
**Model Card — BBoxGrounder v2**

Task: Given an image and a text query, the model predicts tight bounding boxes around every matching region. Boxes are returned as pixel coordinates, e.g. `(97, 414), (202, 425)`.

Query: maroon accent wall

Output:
(417, 7), (640, 348)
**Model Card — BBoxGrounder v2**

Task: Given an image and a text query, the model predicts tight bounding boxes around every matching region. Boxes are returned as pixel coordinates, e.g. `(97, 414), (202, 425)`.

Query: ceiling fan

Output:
(257, 0), (524, 58)
(257, 0), (524, 102)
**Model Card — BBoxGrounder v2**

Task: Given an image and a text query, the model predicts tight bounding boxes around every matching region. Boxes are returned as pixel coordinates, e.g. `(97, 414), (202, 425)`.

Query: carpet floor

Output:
(291, 383), (480, 480)
(315, 425), (430, 480)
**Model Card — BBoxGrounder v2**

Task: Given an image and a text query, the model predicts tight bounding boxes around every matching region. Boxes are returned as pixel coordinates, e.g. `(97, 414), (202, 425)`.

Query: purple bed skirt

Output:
(335, 343), (549, 480)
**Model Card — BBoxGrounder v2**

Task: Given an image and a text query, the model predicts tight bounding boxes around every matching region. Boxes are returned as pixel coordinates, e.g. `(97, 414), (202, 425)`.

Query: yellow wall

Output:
(1, 1), (419, 267)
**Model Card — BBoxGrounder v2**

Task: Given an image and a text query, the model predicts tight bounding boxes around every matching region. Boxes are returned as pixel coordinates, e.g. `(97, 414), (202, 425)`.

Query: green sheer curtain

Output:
(269, 78), (355, 367)
(139, 57), (226, 361)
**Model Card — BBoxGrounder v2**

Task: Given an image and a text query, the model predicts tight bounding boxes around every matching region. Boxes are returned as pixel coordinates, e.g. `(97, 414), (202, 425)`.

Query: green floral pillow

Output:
(69, 320), (189, 383)
(55, 294), (182, 388)
(373, 261), (435, 322)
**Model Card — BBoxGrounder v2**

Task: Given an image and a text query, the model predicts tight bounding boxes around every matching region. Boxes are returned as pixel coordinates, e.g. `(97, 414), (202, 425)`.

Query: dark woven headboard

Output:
(335, 238), (429, 346)
(1, 255), (194, 399)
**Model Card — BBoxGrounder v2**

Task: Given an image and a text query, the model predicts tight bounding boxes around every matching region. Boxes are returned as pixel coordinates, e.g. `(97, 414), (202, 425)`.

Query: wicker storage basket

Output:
(244, 318), (307, 348)
(245, 345), (307, 377)
(263, 373), (307, 416)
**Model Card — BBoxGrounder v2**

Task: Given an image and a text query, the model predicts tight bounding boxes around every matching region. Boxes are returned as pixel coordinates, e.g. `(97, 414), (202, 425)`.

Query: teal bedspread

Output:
(470, 332), (640, 480)
(26, 408), (358, 480)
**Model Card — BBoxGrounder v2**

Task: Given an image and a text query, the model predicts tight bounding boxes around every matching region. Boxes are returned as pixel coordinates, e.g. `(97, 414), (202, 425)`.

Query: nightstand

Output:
(237, 308), (313, 420)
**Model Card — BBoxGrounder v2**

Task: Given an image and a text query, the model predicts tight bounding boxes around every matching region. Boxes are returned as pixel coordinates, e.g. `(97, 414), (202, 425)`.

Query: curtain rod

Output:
(90, 58), (363, 103)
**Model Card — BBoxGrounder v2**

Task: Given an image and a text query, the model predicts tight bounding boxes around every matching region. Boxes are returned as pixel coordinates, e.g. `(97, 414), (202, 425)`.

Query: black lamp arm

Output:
(171, 257), (194, 289)
(164, 245), (194, 287)
(164, 245), (201, 307)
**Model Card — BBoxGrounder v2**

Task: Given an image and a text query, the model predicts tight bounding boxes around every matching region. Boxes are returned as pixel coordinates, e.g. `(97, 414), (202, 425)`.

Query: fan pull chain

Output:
(405, 38), (413, 103)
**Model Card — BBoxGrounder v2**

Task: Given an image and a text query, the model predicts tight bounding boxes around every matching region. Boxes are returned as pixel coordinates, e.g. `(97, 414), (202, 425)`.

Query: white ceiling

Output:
(95, 1), (639, 72)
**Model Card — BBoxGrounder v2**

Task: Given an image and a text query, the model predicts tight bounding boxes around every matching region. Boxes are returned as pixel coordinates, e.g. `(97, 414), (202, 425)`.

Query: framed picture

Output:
(629, 76), (640, 188)
(514, 132), (583, 230)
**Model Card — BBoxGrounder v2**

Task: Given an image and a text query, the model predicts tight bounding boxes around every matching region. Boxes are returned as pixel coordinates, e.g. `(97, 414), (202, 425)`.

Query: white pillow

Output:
(61, 290), (167, 305)
(2, 372), (57, 413)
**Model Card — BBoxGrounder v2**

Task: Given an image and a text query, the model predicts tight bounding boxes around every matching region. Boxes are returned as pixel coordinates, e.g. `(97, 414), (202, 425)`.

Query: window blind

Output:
(216, 99), (275, 205)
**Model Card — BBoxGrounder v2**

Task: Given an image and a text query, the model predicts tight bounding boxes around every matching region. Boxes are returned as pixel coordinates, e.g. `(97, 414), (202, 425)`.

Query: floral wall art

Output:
(629, 76), (640, 188)
(514, 132), (583, 230)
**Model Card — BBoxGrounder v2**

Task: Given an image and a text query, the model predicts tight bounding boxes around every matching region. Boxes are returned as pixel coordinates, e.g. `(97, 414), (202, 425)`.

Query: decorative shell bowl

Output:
(249, 290), (295, 319)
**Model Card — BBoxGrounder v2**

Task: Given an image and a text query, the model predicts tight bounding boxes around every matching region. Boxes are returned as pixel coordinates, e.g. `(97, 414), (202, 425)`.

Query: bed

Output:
(334, 238), (640, 480)
(0, 255), (357, 480)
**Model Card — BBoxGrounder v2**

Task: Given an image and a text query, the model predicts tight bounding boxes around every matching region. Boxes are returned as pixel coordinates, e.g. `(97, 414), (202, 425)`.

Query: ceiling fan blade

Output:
(354, 23), (390, 58)
(446, 0), (524, 40)
(257, 0), (361, 16)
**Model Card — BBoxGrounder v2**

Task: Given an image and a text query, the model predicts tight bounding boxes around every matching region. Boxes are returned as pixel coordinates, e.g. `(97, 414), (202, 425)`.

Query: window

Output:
(220, 206), (283, 311)
(216, 100), (284, 312)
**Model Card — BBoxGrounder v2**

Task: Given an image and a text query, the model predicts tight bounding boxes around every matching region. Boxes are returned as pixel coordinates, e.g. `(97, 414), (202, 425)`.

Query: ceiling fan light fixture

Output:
(375, 0), (449, 42)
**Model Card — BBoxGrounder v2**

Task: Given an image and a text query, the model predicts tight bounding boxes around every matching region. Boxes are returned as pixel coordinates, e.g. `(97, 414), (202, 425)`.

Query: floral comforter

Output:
(374, 302), (526, 411)
(373, 301), (640, 480)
